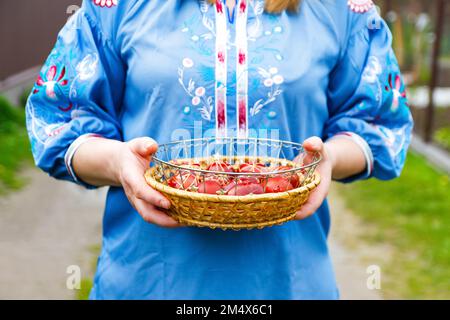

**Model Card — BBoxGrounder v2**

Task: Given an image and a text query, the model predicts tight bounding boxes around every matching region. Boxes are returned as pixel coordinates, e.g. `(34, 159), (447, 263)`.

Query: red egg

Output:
(168, 172), (198, 190)
(197, 180), (223, 195)
(239, 162), (265, 173)
(207, 161), (234, 173)
(225, 181), (264, 196)
(265, 176), (294, 193)
(274, 166), (301, 188)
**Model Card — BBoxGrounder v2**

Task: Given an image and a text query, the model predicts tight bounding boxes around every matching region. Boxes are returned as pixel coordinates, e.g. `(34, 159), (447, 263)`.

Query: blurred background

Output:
(0, 0), (448, 300)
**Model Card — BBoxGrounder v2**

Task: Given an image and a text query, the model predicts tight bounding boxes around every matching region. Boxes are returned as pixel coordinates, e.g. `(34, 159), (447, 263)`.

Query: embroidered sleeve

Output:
(25, 4), (125, 188)
(324, 9), (414, 181)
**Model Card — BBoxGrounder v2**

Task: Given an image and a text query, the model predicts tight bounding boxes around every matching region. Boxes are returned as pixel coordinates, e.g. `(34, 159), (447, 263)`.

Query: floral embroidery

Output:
(178, 59), (214, 121)
(362, 56), (382, 84)
(373, 124), (407, 159)
(69, 53), (99, 102)
(362, 56), (383, 106)
(178, 0), (285, 134)
(385, 73), (407, 112)
(27, 99), (68, 144)
(250, 67), (283, 116)
(33, 65), (73, 112)
(247, 0), (265, 40)
(348, 0), (374, 14)
(92, 0), (118, 8)
(76, 54), (99, 81)
(45, 123), (68, 137)
(197, 0), (265, 47)
(29, 51), (99, 145)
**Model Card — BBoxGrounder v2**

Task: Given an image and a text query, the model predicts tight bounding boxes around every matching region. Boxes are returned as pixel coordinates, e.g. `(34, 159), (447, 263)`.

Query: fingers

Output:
(134, 181), (171, 210)
(124, 168), (171, 209)
(128, 137), (158, 158)
(134, 198), (180, 228)
(121, 166), (178, 227)
(295, 160), (332, 220)
(294, 180), (328, 220)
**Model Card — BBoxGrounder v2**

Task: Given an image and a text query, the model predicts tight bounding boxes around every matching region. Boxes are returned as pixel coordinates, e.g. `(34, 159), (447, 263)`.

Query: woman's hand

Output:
(294, 135), (367, 220)
(294, 137), (334, 220)
(73, 136), (180, 228)
(114, 137), (181, 228)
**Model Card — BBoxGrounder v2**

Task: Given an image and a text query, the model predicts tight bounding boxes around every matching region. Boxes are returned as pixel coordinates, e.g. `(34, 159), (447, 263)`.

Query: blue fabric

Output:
(26, 0), (413, 300)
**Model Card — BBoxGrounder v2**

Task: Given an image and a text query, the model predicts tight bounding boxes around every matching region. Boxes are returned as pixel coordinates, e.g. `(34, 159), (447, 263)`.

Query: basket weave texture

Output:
(145, 168), (321, 230)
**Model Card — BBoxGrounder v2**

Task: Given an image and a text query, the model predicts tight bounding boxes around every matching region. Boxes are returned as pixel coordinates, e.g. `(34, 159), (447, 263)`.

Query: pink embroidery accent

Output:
(240, 0), (247, 13)
(386, 73), (407, 111)
(218, 51), (225, 63)
(36, 75), (45, 86)
(238, 99), (247, 130)
(236, 0), (249, 138)
(58, 103), (74, 112)
(47, 66), (57, 82)
(92, 0), (118, 8)
(58, 67), (66, 81)
(217, 99), (226, 131)
(47, 124), (67, 137)
(33, 65), (72, 112)
(238, 51), (246, 65)
(215, 0), (228, 138)
(216, 0), (224, 13)
(348, 0), (374, 13)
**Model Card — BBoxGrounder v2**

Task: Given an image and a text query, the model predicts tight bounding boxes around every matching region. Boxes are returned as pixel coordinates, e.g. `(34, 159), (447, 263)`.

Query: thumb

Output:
(303, 136), (324, 153)
(128, 137), (158, 157)
(298, 136), (323, 166)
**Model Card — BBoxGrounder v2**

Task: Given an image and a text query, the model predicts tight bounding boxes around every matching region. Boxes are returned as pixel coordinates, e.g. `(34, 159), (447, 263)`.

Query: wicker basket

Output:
(144, 138), (321, 230)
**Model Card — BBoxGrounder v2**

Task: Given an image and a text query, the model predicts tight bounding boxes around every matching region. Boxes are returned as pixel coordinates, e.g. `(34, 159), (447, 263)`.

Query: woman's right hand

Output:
(114, 137), (181, 228)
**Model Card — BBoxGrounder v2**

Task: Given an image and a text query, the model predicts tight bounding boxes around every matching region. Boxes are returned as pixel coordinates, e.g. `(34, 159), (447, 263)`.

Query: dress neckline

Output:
(224, 0), (238, 24)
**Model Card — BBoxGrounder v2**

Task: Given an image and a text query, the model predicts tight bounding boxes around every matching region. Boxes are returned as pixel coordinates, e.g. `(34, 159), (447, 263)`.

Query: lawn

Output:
(435, 126), (450, 151)
(0, 95), (32, 193)
(337, 152), (450, 299)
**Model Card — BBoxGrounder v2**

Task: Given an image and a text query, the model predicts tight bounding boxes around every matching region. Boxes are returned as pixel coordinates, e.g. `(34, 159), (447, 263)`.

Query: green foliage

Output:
(434, 127), (450, 151)
(337, 153), (450, 299)
(76, 244), (101, 300)
(0, 96), (32, 193)
(0, 96), (24, 133)
(19, 88), (32, 109)
(76, 278), (93, 300)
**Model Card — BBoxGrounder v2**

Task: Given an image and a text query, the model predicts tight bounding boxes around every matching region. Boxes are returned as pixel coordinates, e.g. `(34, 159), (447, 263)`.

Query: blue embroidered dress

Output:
(26, 0), (413, 299)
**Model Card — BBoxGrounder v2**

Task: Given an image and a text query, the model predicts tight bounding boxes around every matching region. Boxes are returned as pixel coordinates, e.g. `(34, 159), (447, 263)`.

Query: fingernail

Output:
(160, 199), (171, 209)
(147, 138), (157, 148)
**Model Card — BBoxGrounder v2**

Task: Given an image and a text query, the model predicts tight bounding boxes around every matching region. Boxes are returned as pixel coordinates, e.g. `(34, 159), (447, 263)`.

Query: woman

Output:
(26, 0), (413, 299)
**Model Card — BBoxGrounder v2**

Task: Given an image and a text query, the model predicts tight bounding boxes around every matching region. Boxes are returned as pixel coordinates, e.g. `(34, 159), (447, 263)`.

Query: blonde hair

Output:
(207, 0), (300, 14)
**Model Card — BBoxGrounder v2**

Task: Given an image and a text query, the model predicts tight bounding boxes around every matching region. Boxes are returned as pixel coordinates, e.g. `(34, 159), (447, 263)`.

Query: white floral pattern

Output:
(92, 0), (118, 8)
(348, 0), (374, 13)
(76, 54), (99, 81)
(178, 63), (214, 121)
(250, 67), (284, 116)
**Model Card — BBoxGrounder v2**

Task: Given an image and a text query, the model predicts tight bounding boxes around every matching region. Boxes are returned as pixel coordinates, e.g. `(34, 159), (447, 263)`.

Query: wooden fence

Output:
(0, 0), (82, 82)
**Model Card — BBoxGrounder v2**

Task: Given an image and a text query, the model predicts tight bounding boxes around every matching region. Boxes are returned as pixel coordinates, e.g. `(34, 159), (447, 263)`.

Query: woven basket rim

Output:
(145, 168), (321, 203)
(153, 155), (322, 177)
(153, 138), (322, 176)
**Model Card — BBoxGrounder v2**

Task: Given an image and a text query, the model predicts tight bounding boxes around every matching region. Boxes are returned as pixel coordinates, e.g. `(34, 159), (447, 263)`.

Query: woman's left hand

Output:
(294, 136), (335, 220)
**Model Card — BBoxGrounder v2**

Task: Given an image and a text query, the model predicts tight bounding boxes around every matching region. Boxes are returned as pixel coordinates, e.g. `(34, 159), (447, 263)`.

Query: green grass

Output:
(0, 95), (32, 193)
(337, 152), (450, 299)
(435, 127), (450, 151)
(76, 244), (101, 300)
(76, 278), (94, 301)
